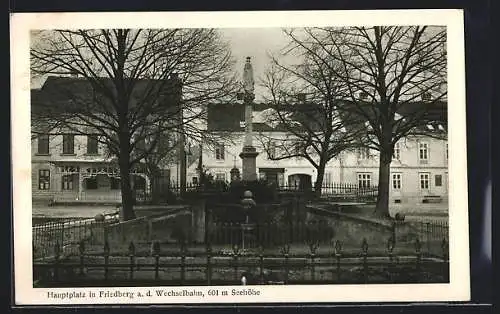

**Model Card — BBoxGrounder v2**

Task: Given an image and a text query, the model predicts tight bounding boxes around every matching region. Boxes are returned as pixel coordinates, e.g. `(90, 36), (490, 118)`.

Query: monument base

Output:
(239, 146), (259, 181)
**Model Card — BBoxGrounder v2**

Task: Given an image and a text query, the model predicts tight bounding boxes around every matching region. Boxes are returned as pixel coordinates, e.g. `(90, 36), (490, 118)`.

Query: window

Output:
(392, 173), (402, 190)
(87, 135), (98, 154)
(85, 178), (98, 190)
(393, 142), (400, 160)
(446, 143), (448, 160)
(62, 134), (75, 154)
(419, 142), (429, 162)
(62, 175), (74, 190)
(357, 173), (371, 189)
(192, 177), (198, 185)
(419, 173), (430, 190)
(358, 148), (370, 160)
(37, 134), (49, 154)
(38, 169), (50, 190)
(215, 143), (225, 160)
(435, 175), (443, 187)
(268, 142), (276, 159)
(215, 172), (226, 181)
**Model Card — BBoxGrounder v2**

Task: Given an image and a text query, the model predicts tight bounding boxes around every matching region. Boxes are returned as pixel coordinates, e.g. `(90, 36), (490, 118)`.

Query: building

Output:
(188, 100), (448, 206)
(31, 75), (182, 204)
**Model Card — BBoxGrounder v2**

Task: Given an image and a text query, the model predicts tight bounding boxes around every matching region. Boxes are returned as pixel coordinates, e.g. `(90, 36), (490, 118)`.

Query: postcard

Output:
(11, 9), (469, 305)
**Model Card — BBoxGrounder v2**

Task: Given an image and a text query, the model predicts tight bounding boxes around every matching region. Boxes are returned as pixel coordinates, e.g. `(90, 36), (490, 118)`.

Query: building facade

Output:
(31, 75), (182, 204)
(189, 102), (448, 207)
(31, 132), (150, 203)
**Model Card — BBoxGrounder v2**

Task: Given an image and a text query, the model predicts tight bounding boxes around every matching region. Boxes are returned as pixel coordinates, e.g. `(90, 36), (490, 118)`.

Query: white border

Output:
(11, 9), (469, 305)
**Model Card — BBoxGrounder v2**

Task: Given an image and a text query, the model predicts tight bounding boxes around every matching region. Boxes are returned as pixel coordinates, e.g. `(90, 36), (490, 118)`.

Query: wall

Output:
(196, 131), (448, 206)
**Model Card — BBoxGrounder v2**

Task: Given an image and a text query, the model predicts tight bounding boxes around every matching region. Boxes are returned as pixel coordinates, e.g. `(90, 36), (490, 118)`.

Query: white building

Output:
(188, 102), (448, 206)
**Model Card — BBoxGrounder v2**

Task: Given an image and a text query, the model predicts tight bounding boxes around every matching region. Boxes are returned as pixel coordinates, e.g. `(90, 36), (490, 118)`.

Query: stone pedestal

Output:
(239, 146), (259, 181)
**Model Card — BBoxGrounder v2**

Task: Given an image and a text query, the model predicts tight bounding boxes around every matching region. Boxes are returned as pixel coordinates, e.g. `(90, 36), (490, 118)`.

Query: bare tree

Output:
(283, 26), (447, 217)
(259, 42), (363, 196)
(31, 29), (238, 220)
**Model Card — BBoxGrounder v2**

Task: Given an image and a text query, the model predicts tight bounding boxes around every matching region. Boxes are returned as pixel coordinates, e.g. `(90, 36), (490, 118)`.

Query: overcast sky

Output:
(220, 28), (291, 100)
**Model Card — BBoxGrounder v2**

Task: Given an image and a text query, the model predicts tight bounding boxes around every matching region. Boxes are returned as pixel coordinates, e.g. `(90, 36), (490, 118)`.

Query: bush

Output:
(227, 179), (277, 204)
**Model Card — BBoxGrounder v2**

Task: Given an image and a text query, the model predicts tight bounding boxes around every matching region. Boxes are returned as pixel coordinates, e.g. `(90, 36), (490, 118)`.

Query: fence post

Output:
(441, 238), (449, 282)
(259, 245), (265, 284)
(426, 222), (431, 255)
(391, 222), (397, 246)
(180, 241), (186, 285)
(387, 236), (395, 283)
(361, 238), (368, 284)
(61, 221), (65, 249)
(206, 242), (212, 285)
(334, 240), (342, 282)
(128, 241), (135, 280)
(309, 241), (318, 282)
(78, 240), (85, 277)
(281, 244), (290, 285)
(232, 244), (240, 283)
(53, 241), (60, 282)
(103, 240), (110, 281)
(415, 238), (422, 282)
(152, 241), (160, 281)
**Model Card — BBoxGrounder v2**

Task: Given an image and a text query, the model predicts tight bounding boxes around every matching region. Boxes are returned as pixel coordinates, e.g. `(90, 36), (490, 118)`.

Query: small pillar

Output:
(239, 147), (259, 181)
(230, 167), (241, 182)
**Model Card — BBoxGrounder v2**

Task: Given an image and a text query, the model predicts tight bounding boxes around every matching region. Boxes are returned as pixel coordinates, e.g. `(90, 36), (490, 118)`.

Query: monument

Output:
(239, 57), (259, 181)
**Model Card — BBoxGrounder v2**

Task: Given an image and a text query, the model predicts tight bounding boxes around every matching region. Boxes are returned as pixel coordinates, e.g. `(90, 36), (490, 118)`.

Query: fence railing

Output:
(163, 182), (378, 201)
(32, 213), (119, 260)
(207, 222), (335, 248)
(33, 236), (449, 287)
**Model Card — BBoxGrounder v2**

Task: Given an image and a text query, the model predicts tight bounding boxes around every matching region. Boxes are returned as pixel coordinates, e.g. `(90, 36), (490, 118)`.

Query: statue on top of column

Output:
(243, 57), (255, 98)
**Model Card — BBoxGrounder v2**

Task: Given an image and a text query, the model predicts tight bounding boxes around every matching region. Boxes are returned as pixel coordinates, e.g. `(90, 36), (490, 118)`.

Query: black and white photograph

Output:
(11, 10), (469, 304)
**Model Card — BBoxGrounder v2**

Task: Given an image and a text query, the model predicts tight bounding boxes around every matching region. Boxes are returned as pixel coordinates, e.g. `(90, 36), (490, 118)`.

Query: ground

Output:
(33, 203), (448, 221)
(33, 205), (119, 218)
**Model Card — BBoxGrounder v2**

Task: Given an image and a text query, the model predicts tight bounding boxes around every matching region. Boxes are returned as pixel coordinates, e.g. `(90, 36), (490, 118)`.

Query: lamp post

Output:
(180, 142), (192, 195)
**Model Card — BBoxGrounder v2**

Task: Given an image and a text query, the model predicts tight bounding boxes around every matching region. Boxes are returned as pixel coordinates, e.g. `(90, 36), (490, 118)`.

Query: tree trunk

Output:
(118, 132), (136, 221)
(313, 160), (327, 198)
(375, 153), (391, 218)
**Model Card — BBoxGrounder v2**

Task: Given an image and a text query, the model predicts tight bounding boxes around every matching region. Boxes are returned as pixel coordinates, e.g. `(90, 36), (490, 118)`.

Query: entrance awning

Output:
(258, 168), (285, 173)
(50, 158), (116, 164)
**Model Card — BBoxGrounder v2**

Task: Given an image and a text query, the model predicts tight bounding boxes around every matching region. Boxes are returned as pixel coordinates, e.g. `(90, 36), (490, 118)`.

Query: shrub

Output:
(227, 179), (277, 204)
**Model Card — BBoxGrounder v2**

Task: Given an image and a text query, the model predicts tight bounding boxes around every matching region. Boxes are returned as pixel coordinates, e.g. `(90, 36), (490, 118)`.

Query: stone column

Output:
(239, 56), (259, 181)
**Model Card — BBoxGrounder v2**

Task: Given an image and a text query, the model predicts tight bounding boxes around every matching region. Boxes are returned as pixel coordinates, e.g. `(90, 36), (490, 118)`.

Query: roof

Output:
(31, 75), (182, 117)
(206, 102), (323, 132)
(207, 103), (288, 132)
(206, 100), (447, 135)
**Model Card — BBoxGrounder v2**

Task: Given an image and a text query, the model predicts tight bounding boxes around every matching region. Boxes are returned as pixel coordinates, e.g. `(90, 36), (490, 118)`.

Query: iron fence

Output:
(162, 182), (378, 202)
(32, 213), (119, 260)
(207, 221), (335, 248)
(33, 236), (449, 287)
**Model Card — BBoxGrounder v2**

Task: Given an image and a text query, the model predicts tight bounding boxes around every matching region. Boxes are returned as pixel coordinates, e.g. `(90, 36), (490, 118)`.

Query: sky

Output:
(219, 28), (292, 101)
(30, 28), (295, 102)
